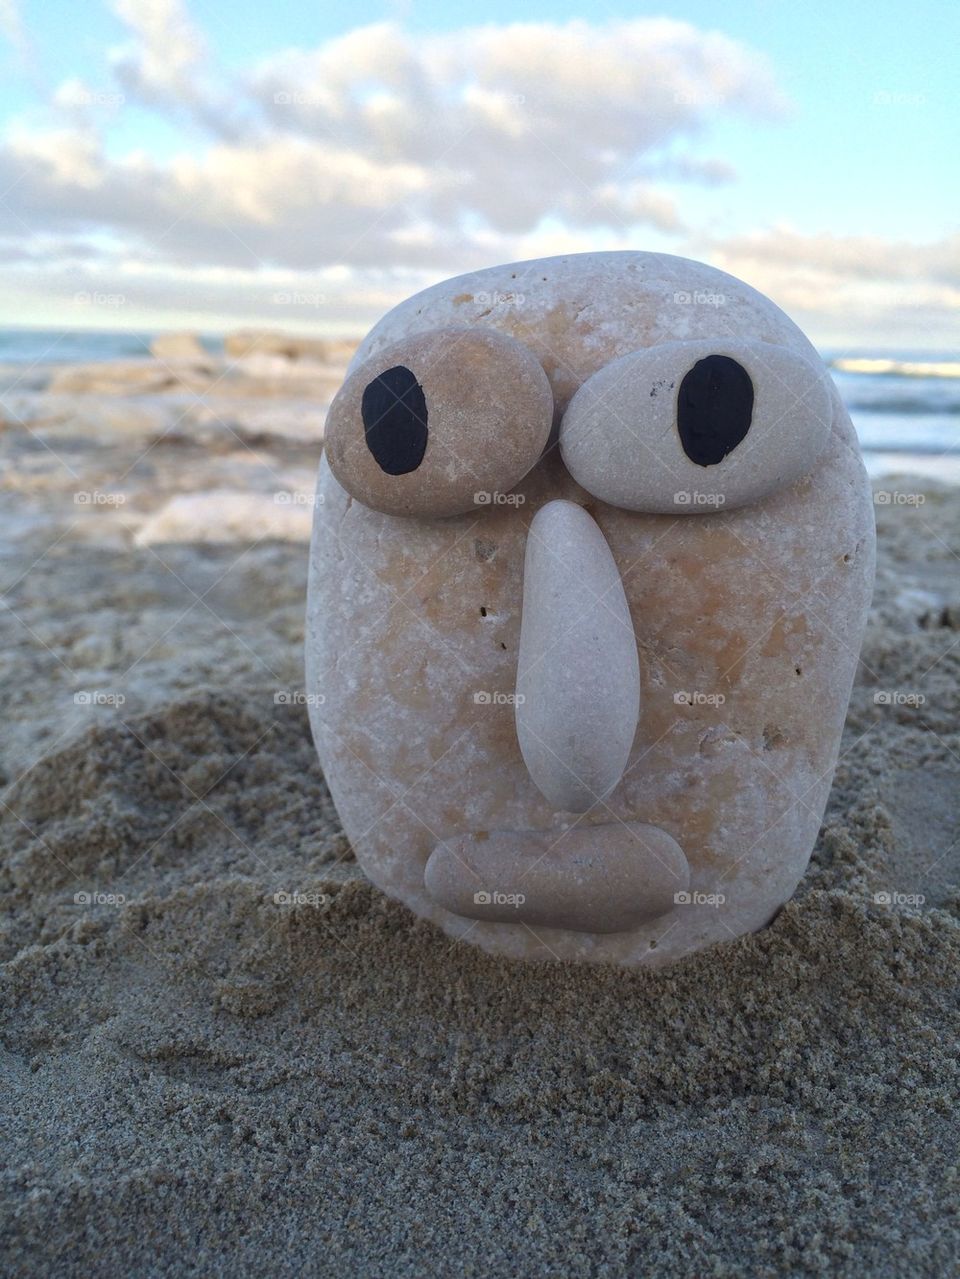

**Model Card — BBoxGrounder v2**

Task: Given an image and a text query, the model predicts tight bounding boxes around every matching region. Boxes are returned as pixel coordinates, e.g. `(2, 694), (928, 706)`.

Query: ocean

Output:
(0, 328), (956, 479)
(822, 350), (960, 481)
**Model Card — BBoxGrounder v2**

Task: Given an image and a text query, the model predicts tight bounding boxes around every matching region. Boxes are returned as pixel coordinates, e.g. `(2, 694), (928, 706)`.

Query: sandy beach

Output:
(1, 341), (959, 1276)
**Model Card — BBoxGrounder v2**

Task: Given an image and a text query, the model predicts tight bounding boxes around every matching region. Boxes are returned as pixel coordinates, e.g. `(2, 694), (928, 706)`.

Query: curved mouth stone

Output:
(424, 821), (690, 935)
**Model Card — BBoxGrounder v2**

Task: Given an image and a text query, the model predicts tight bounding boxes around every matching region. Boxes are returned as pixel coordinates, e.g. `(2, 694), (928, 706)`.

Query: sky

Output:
(0, 0), (955, 347)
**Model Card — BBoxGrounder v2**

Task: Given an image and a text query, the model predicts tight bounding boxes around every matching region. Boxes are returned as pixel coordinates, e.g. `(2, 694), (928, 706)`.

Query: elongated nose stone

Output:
(516, 499), (640, 811)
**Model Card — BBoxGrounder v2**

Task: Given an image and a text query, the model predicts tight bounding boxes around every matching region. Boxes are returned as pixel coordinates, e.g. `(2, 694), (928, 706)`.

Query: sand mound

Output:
(0, 691), (348, 963)
(2, 478), (960, 1276)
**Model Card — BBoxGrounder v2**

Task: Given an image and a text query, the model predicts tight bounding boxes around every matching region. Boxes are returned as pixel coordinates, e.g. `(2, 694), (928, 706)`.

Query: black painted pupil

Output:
(677, 354), (753, 467)
(361, 365), (428, 475)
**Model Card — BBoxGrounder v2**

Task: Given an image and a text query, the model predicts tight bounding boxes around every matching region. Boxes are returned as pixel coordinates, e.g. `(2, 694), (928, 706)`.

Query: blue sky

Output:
(0, 0), (955, 345)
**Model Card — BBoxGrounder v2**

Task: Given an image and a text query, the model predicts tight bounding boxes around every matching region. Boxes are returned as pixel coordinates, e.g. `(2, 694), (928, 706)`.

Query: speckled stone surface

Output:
(306, 250), (875, 967)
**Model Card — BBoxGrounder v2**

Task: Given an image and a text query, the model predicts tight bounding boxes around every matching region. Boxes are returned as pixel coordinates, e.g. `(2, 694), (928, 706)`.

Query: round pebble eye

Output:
(559, 338), (833, 515)
(324, 327), (554, 518)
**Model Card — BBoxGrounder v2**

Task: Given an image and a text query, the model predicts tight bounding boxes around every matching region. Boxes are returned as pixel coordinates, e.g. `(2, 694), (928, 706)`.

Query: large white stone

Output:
(306, 250), (875, 968)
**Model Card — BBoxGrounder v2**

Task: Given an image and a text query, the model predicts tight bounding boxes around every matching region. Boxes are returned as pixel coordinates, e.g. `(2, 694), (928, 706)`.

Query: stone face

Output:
(306, 250), (876, 968)
(560, 338), (833, 514)
(324, 327), (554, 519)
(516, 499), (640, 812)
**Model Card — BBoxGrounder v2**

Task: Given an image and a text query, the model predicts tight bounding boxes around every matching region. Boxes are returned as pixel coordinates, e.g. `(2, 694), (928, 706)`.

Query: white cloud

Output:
(0, 19), (783, 276)
(110, 0), (205, 100)
(108, 0), (243, 137)
(711, 225), (960, 287)
(0, 10), (952, 344)
(247, 19), (783, 244)
(707, 226), (960, 344)
(0, 0), (27, 57)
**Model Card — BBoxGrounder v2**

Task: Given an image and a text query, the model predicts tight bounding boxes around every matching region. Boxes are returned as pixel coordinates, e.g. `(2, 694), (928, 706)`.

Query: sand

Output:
(1, 354), (959, 1276)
